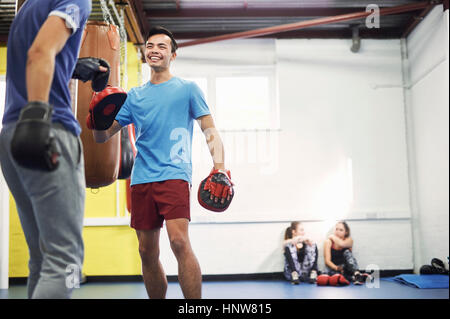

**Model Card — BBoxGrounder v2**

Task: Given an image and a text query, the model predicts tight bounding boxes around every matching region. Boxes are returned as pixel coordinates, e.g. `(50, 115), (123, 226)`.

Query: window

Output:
(215, 76), (271, 130)
(176, 67), (279, 132)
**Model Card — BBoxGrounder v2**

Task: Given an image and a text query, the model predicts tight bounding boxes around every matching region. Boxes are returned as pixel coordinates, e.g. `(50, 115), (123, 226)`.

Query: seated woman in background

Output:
(283, 221), (319, 284)
(319, 220), (369, 286)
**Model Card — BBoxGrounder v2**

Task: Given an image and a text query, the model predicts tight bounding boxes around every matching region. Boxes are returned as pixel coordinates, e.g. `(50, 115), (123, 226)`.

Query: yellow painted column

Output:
(0, 44), (6, 74)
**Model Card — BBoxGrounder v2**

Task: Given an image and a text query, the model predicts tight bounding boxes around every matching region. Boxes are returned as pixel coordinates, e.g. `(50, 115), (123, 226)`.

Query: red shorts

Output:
(130, 179), (191, 230)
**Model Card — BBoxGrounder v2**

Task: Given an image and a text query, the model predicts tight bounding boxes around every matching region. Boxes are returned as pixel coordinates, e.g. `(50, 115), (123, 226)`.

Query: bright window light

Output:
(215, 76), (271, 130)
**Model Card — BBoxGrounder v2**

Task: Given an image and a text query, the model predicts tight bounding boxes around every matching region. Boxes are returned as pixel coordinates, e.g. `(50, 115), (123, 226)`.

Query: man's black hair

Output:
(146, 26), (178, 53)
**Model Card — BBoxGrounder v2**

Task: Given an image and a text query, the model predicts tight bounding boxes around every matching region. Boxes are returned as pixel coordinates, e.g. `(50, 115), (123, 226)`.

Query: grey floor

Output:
(0, 279), (448, 299)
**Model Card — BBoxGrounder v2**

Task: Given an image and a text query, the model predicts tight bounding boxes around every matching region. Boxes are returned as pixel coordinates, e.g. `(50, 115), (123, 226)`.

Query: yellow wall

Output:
(0, 44), (6, 74)
(8, 42), (144, 277)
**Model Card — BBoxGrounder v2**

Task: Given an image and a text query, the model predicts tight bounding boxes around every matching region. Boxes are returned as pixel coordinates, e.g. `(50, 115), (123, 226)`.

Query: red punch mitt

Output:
(329, 274), (340, 286)
(86, 85), (127, 130)
(198, 168), (234, 212)
(316, 274), (330, 286)
(329, 274), (350, 286)
(338, 274), (350, 286)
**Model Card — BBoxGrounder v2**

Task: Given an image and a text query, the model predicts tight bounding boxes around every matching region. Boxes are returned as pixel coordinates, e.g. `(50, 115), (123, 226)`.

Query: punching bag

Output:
(77, 21), (121, 188)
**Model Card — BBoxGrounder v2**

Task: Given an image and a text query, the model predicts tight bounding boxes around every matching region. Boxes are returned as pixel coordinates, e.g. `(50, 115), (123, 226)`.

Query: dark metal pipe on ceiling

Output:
(178, 1), (440, 48)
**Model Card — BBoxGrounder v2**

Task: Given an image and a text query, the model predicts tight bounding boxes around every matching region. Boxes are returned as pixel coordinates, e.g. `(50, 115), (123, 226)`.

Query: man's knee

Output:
(169, 235), (189, 256)
(138, 242), (160, 264)
(136, 229), (160, 262)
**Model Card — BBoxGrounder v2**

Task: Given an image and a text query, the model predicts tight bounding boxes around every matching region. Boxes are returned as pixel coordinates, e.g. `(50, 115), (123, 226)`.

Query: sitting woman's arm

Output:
(284, 236), (316, 248)
(324, 239), (341, 272)
(283, 235), (303, 247)
(284, 235), (316, 246)
(328, 234), (353, 249)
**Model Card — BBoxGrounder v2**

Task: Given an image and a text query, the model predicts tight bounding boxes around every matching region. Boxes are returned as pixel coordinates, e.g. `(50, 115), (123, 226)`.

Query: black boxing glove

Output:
(11, 101), (60, 171)
(72, 57), (110, 92)
(118, 126), (135, 180)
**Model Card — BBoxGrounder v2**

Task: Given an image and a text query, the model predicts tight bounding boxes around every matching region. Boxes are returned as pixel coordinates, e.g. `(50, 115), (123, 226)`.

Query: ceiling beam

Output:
(401, 4), (435, 38)
(174, 28), (404, 40)
(177, 1), (439, 48)
(146, 7), (377, 18)
(128, 0), (150, 39)
(113, 0), (148, 60)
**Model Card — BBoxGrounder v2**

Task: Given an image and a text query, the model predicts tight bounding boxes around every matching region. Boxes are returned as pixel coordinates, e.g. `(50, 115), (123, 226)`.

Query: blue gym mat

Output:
(383, 274), (449, 289)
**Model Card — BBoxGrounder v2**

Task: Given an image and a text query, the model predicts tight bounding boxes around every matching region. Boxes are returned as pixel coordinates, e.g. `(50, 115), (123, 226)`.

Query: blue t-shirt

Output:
(2, 0), (91, 136)
(115, 77), (211, 186)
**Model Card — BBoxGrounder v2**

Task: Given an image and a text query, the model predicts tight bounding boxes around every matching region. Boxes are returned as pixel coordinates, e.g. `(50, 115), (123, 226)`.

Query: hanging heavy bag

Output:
(76, 21), (121, 188)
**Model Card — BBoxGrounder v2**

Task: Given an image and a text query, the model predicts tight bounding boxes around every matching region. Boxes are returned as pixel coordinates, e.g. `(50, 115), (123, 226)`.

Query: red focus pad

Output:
(316, 274), (330, 286)
(198, 168), (234, 213)
(86, 85), (127, 130)
(329, 274), (341, 286)
(329, 274), (350, 286)
(338, 274), (350, 286)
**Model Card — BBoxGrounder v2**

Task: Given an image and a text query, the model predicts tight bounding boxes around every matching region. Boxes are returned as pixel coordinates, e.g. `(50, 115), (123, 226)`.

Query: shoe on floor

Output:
(354, 272), (372, 285)
(309, 270), (318, 284)
(291, 271), (300, 285)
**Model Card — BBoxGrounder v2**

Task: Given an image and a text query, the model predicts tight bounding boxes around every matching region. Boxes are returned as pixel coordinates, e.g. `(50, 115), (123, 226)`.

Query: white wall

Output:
(176, 39), (411, 223)
(275, 39), (410, 222)
(157, 220), (413, 276)
(161, 36), (417, 275)
(405, 5), (449, 272)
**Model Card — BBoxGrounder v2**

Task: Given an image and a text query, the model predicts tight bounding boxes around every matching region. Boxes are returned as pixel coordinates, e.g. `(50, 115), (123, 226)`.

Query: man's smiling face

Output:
(145, 33), (176, 71)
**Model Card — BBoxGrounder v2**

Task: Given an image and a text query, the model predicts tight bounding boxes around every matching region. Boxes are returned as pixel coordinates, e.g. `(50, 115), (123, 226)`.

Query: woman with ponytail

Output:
(283, 222), (319, 284)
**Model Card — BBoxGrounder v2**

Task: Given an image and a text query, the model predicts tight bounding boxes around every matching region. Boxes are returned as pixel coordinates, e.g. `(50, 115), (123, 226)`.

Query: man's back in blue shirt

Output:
(3, 0), (91, 136)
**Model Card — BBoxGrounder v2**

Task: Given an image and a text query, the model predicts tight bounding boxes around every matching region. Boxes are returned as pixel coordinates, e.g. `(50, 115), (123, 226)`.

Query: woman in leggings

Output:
(318, 221), (369, 286)
(283, 221), (319, 284)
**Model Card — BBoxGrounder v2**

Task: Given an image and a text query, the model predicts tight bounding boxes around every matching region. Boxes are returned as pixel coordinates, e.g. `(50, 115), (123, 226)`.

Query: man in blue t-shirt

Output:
(92, 26), (233, 299)
(0, 0), (96, 298)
